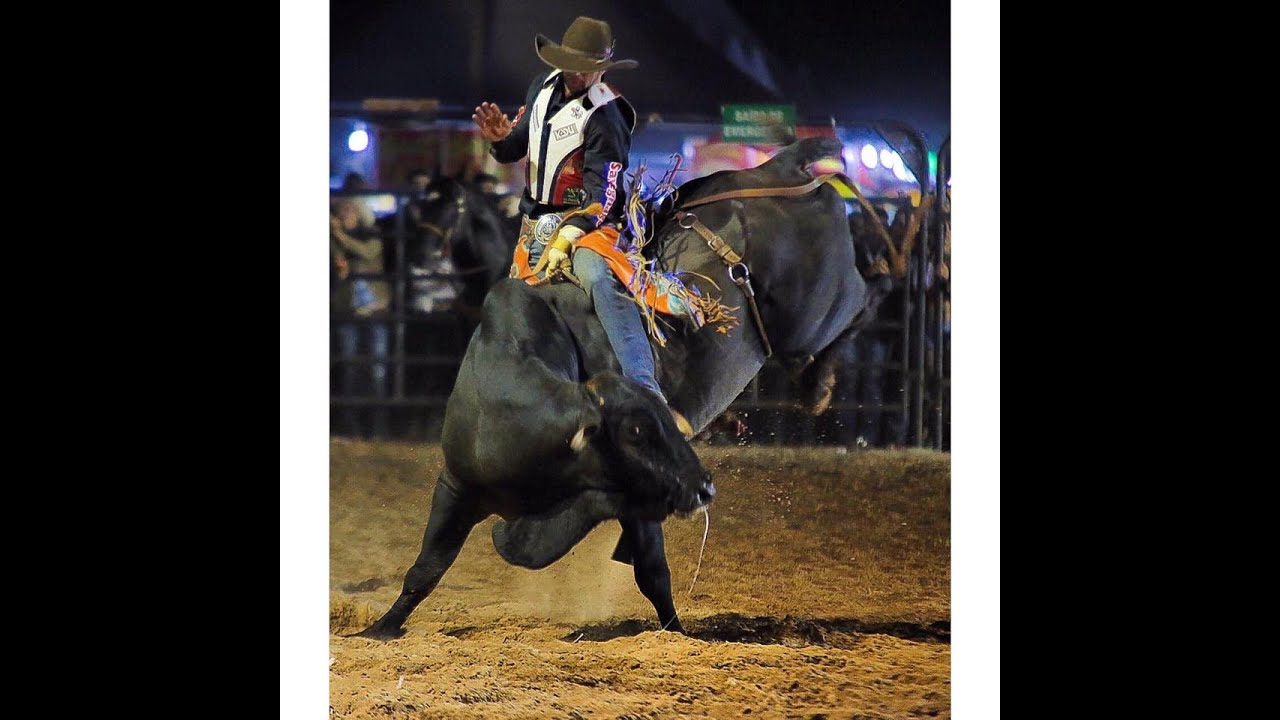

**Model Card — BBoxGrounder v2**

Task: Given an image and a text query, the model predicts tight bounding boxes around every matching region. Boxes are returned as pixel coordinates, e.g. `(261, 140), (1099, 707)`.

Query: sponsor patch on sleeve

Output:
(598, 161), (622, 221)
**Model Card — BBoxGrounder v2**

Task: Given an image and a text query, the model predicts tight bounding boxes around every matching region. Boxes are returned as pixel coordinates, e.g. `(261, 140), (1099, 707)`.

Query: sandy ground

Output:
(330, 441), (950, 719)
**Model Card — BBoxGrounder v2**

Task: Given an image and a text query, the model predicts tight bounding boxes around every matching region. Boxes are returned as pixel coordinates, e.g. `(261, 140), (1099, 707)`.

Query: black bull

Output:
(356, 138), (868, 638)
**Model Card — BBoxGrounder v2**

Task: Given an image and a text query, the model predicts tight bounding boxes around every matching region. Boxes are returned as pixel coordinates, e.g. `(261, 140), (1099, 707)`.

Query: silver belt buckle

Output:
(532, 213), (562, 245)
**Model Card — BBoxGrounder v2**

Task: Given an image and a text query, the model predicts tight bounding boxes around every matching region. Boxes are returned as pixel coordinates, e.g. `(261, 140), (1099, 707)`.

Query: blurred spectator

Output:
(340, 171), (377, 229)
(331, 197), (391, 437)
(401, 170), (460, 312)
(341, 171), (369, 192)
(844, 204), (908, 448)
(466, 171), (521, 241)
(405, 168), (438, 231)
(472, 172), (500, 196)
(409, 234), (461, 314)
(407, 168), (433, 195)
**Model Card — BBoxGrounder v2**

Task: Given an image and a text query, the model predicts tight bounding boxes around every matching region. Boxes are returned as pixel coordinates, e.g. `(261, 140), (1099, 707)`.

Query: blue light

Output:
(860, 144), (878, 169)
(348, 129), (370, 152)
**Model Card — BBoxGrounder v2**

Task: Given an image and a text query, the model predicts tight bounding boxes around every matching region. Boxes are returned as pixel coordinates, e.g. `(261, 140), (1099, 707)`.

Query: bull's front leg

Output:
(353, 474), (488, 640)
(491, 489), (625, 569)
(618, 516), (684, 633)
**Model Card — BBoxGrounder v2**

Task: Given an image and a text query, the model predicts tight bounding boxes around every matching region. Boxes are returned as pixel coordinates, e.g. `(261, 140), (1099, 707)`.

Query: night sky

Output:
(330, 0), (949, 143)
(729, 0), (949, 136)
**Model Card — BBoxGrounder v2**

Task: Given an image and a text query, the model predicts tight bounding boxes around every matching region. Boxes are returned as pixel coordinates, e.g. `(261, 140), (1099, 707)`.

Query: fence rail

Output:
(331, 123), (949, 449)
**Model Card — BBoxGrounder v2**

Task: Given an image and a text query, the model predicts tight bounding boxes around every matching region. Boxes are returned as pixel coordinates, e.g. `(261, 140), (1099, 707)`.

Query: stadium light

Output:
(880, 148), (895, 169)
(892, 153), (912, 181)
(860, 144), (878, 169)
(348, 129), (370, 153)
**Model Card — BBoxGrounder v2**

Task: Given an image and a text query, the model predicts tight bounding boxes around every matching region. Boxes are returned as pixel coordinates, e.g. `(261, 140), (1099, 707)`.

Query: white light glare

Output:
(860, 144), (879, 169)
(892, 153), (912, 181)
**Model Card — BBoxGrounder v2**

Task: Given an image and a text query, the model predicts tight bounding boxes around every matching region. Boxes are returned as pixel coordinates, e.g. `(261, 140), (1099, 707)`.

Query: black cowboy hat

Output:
(535, 16), (638, 73)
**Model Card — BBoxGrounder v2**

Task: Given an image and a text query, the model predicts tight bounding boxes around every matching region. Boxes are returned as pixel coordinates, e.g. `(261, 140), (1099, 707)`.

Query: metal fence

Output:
(330, 125), (950, 449)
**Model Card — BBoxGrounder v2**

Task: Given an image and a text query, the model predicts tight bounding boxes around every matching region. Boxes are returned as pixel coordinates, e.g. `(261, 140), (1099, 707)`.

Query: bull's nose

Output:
(697, 480), (716, 505)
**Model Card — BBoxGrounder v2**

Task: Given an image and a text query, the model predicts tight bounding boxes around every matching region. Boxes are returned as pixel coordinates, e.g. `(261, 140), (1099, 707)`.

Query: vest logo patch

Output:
(570, 105), (584, 119)
(553, 124), (579, 141)
(563, 187), (587, 205)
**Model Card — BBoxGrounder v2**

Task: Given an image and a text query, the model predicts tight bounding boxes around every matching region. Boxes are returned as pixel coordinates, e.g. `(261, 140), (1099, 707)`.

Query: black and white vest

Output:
(526, 70), (636, 207)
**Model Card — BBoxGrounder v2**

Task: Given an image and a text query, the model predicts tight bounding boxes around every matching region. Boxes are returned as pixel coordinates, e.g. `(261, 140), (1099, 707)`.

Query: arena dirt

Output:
(329, 441), (950, 719)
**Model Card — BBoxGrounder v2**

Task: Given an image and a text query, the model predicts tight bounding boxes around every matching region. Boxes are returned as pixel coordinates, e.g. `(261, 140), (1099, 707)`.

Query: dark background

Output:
(330, 0), (950, 145)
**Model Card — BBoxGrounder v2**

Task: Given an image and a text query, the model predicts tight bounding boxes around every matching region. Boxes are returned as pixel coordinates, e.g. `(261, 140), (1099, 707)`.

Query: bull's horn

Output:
(570, 423), (599, 451)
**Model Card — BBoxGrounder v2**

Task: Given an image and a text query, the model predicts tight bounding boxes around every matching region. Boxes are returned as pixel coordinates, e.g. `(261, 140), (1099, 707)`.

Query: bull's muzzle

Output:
(696, 475), (716, 506)
(676, 473), (716, 515)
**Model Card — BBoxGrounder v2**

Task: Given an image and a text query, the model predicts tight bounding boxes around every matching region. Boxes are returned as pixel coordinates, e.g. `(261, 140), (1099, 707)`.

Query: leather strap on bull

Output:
(677, 173), (850, 211)
(677, 172), (930, 281)
(669, 173), (859, 360)
(669, 172), (935, 359)
(672, 209), (771, 358)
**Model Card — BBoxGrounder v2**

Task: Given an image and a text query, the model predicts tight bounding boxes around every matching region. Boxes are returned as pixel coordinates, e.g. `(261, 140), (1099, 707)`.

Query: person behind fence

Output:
(468, 172), (495, 195)
(408, 232), (461, 314)
(845, 204), (901, 448)
(331, 197), (391, 437)
(404, 168), (434, 223)
(471, 15), (692, 436)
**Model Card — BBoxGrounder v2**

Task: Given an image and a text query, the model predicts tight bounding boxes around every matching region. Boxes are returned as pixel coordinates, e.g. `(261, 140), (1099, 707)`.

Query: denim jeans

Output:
(527, 239), (663, 399)
(849, 332), (889, 446)
(336, 321), (390, 437)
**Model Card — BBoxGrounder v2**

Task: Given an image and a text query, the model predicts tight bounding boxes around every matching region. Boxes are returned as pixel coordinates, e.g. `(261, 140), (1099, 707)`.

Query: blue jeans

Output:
(528, 240), (663, 399)
(336, 321), (390, 437)
(850, 333), (889, 446)
(337, 322), (390, 396)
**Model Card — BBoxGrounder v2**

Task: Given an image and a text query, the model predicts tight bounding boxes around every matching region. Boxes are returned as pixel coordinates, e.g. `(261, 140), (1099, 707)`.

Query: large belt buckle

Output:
(532, 213), (563, 245)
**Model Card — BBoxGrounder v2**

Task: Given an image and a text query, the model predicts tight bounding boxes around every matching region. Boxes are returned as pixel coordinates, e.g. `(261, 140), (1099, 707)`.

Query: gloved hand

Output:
(544, 226), (584, 275)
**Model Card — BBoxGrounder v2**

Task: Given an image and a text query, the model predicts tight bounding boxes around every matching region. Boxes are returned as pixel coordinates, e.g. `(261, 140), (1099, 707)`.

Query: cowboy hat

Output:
(535, 16), (638, 73)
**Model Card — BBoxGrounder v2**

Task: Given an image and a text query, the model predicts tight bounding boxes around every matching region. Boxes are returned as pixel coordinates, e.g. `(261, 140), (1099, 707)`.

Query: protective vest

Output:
(526, 70), (636, 207)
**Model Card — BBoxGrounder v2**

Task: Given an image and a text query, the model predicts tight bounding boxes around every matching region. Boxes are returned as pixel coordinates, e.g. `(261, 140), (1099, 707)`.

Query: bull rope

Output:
(688, 507), (710, 596)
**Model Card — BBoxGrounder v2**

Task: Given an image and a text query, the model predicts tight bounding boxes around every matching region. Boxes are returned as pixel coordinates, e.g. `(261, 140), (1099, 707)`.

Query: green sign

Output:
(721, 104), (796, 142)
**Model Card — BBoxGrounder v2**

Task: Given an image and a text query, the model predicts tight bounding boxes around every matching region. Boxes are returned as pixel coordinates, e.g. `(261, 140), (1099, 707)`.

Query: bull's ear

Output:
(573, 377), (608, 451)
(570, 422), (599, 452)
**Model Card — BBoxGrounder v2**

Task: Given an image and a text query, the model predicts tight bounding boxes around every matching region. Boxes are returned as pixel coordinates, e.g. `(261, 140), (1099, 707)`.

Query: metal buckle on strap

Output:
(532, 213), (563, 245)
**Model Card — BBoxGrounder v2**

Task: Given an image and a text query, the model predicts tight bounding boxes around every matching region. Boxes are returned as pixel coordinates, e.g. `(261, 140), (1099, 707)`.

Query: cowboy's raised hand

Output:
(472, 102), (513, 142)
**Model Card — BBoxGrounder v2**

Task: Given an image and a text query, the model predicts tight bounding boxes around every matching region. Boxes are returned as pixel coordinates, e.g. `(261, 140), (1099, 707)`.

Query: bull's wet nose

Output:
(698, 480), (716, 505)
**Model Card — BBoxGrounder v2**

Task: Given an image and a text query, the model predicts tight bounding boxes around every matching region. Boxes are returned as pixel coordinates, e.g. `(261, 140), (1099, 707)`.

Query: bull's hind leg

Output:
(354, 474), (488, 640)
(617, 517), (685, 633)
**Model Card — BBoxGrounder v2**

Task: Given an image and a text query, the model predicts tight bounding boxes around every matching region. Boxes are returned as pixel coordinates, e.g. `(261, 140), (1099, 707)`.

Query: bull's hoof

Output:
(661, 618), (687, 634)
(347, 624), (405, 641)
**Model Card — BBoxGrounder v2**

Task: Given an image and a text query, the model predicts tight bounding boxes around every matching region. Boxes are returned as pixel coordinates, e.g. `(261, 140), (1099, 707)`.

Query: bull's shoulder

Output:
(482, 279), (590, 323)
(476, 280), (598, 368)
(481, 279), (548, 318)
